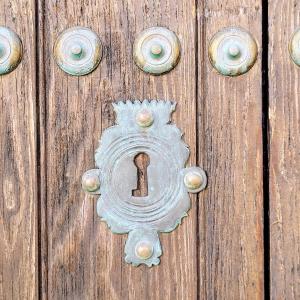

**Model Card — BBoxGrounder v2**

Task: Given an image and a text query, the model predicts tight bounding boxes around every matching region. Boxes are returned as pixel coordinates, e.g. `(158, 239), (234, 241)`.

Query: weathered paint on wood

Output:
(40, 1), (198, 299)
(269, 1), (300, 299)
(197, 1), (264, 299)
(0, 1), (38, 299)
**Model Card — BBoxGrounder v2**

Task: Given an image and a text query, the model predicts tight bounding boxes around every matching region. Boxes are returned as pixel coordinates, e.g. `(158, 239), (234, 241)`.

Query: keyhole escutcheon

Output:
(132, 153), (150, 197)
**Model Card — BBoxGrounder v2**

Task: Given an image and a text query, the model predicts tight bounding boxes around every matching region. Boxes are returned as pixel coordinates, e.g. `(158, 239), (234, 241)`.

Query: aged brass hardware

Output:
(136, 108), (154, 127)
(82, 100), (207, 267)
(183, 167), (207, 193)
(82, 169), (101, 194)
(53, 26), (102, 76)
(289, 28), (300, 67)
(133, 27), (181, 75)
(208, 27), (258, 76)
(0, 27), (22, 75)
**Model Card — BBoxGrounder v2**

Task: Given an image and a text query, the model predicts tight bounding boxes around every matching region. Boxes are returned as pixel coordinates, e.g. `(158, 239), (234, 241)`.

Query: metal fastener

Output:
(289, 28), (300, 67)
(54, 26), (102, 76)
(0, 27), (22, 75)
(183, 167), (207, 193)
(136, 108), (154, 127)
(133, 27), (181, 75)
(208, 27), (258, 76)
(135, 241), (153, 260)
(82, 169), (101, 193)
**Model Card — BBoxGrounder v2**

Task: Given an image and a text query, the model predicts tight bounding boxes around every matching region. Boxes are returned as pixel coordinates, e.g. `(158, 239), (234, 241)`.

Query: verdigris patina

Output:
(82, 100), (207, 266)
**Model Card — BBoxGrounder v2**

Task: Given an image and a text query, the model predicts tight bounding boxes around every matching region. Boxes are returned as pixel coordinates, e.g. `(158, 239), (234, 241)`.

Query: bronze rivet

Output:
(150, 43), (163, 56)
(184, 172), (203, 190)
(184, 167), (207, 193)
(82, 170), (101, 193)
(136, 109), (154, 127)
(135, 241), (153, 260)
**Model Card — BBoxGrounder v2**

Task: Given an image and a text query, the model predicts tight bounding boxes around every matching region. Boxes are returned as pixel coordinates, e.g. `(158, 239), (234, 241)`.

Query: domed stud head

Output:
(0, 27), (22, 75)
(70, 43), (83, 58)
(54, 26), (102, 76)
(136, 109), (154, 128)
(228, 43), (241, 58)
(183, 167), (207, 193)
(209, 27), (258, 76)
(150, 43), (163, 57)
(184, 172), (203, 190)
(135, 241), (153, 260)
(82, 169), (101, 194)
(133, 26), (181, 75)
(289, 28), (300, 67)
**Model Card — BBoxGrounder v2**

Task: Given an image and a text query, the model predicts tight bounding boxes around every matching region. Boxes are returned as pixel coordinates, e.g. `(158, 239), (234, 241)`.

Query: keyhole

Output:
(132, 152), (150, 197)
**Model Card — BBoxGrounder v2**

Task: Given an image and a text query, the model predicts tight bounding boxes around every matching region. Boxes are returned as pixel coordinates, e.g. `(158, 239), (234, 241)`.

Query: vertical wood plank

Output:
(0, 1), (38, 299)
(269, 1), (300, 299)
(41, 0), (198, 299)
(197, 1), (264, 299)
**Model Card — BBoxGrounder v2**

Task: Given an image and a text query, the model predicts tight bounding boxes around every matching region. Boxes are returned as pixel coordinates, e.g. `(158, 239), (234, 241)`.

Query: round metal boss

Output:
(54, 26), (102, 76)
(289, 28), (300, 67)
(208, 27), (258, 76)
(0, 27), (22, 75)
(133, 27), (181, 75)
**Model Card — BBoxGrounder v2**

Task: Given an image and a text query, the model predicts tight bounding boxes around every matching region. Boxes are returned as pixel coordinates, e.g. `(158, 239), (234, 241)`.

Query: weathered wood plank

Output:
(0, 1), (38, 299)
(269, 1), (300, 299)
(197, 1), (264, 299)
(41, 1), (198, 299)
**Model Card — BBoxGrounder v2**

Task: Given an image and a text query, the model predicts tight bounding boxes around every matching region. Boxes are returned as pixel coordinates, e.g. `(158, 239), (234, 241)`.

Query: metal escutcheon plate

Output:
(54, 26), (102, 76)
(82, 100), (207, 267)
(0, 27), (22, 75)
(133, 27), (181, 75)
(209, 27), (258, 76)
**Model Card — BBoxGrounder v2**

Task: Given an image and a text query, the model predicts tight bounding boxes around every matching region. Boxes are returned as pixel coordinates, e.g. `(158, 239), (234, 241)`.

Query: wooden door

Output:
(0, 1), (299, 299)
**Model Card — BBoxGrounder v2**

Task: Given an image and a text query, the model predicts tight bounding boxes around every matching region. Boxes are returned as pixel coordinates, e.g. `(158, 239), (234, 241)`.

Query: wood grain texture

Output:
(0, 1), (38, 299)
(40, 0), (198, 299)
(269, 1), (300, 299)
(197, 1), (264, 299)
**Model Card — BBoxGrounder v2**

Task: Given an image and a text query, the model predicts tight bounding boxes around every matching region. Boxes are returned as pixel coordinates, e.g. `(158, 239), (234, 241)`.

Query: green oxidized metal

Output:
(209, 27), (258, 77)
(53, 26), (102, 76)
(0, 27), (22, 75)
(133, 27), (181, 75)
(82, 100), (207, 267)
(289, 28), (300, 67)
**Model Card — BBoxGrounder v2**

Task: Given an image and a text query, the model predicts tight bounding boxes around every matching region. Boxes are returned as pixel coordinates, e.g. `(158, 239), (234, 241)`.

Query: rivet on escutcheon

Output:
(54, 26), (102, 76)
(183, 167), (207, 193)
(0, 27), (22, 75)
(133, 27), (181, 75)
(136, 108), (154, 127)
(135, 241), (153, 260)
(82, 169), (101, 194)
(209, 27), (258, 76)
(289, 28), (300, 67)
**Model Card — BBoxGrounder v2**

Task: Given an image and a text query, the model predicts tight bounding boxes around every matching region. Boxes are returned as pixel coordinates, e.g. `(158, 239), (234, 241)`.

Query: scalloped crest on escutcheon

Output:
(82, 100), (207, 267)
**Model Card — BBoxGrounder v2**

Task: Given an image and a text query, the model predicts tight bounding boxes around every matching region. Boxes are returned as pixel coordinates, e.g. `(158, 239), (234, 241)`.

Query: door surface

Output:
(0, 1), (299, 299)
